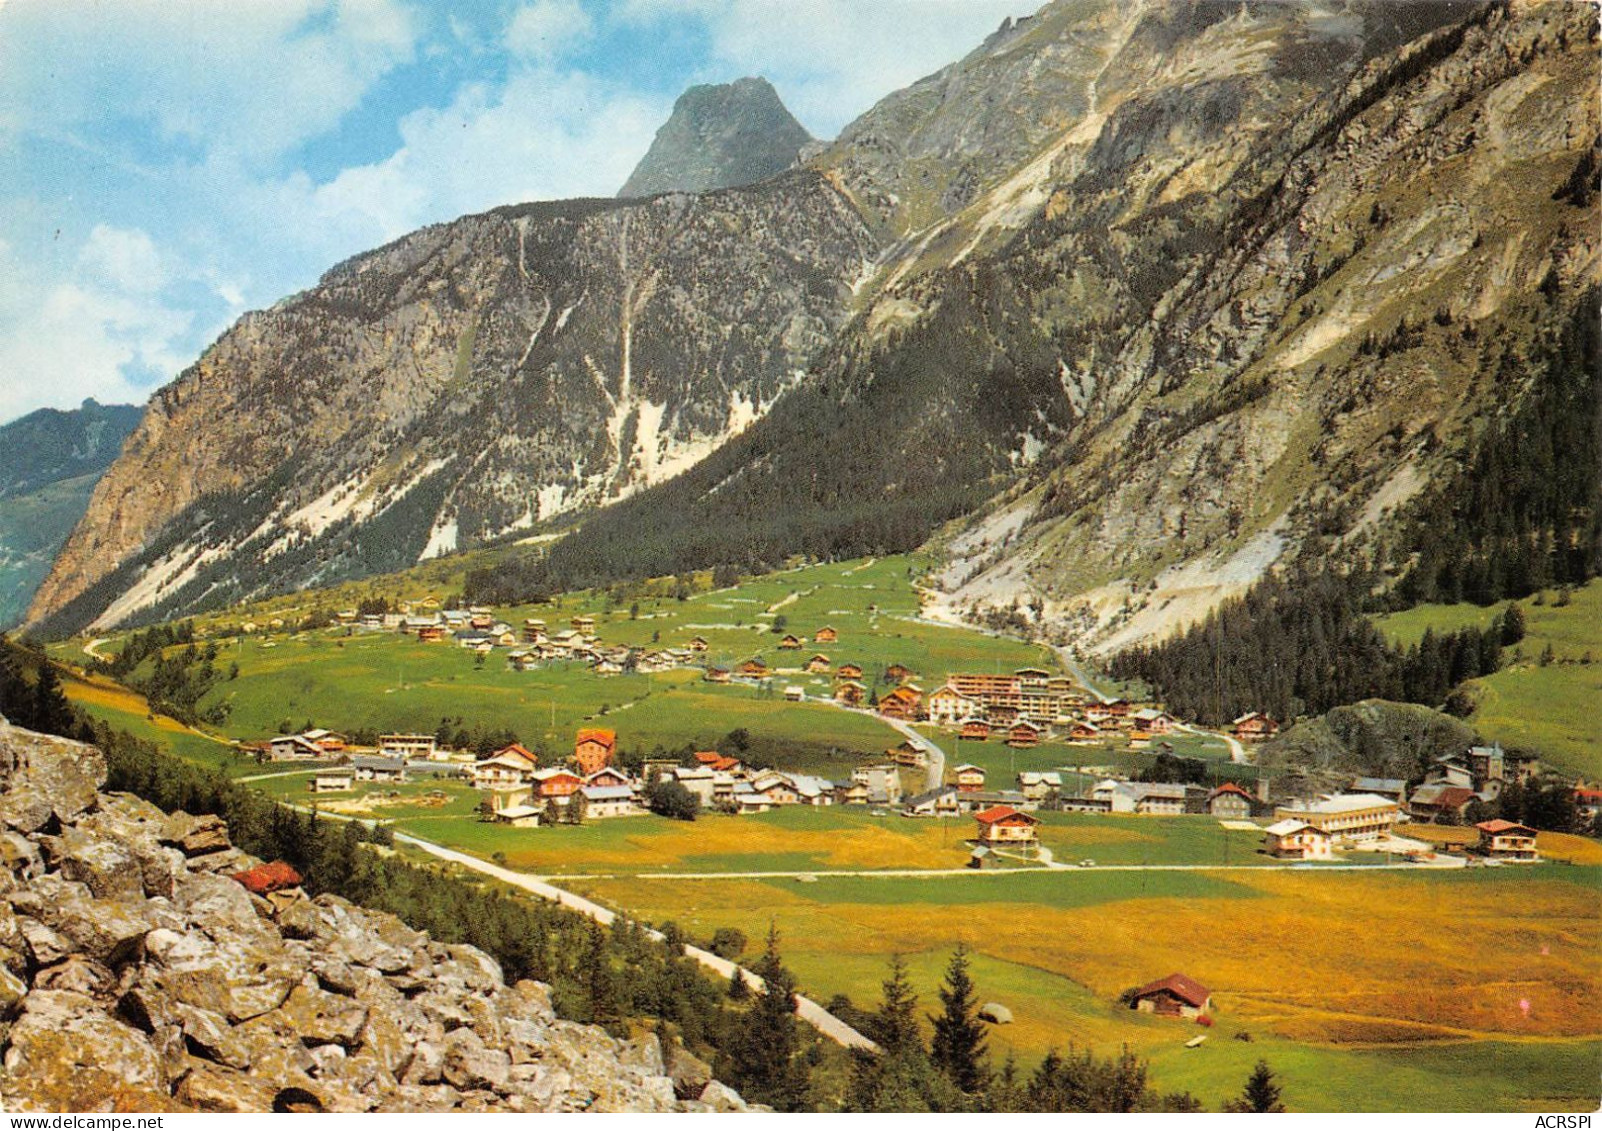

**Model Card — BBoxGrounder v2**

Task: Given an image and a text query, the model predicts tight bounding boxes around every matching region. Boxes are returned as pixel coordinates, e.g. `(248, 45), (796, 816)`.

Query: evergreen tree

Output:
(730, 925), (808, 1110)
(1226, 1060), (1286, 1113)
(929, 944), (988, 1093)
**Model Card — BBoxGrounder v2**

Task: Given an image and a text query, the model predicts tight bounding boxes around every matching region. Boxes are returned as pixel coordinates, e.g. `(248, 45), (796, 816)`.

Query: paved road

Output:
(282, 800), (878, 1050)
(534, 859), (1453, 881)
(236, 767), (321, 783)
(392, 832), (880, 1052)
(812, 694), (946, 792)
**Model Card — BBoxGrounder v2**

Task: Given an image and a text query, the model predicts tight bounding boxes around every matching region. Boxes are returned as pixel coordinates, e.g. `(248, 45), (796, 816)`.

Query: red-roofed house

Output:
(1475, 819), (1539, 861)
(1207, 782), (1255, 819)
(1128, 973), (1212, 1019)
(574, 728), (617, 775)
(973, 805), (1040, 847)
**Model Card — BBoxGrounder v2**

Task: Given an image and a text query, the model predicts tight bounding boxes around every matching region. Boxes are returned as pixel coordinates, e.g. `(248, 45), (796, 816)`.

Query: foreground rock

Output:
(0, 719), (757, 1113)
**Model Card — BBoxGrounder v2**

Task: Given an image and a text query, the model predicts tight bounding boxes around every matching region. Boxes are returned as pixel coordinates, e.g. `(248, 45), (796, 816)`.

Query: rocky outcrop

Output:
(620, 76), (814, 197)
(0, 718), (758, 1113)
(29, 173), (876, 635)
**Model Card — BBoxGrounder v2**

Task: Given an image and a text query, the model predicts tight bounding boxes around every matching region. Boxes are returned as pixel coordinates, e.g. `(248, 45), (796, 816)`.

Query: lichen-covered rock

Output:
(0, 722), (748, 1113)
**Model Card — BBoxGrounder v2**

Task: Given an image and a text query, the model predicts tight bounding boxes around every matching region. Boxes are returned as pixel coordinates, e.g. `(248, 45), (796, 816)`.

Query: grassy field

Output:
(59, 670), (259, 777)
(62, 556), (1083, 774)
(1371, 581), (1601, 779)
(567, 864), (1602, 1111)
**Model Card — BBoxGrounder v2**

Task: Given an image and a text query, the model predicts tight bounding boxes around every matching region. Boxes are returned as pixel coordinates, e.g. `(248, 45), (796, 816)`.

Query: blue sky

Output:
(0, 0), (1030, 425)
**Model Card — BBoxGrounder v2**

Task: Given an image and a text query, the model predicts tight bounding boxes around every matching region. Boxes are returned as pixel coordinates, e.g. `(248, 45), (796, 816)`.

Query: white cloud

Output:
(0, 0), (420, 167)
(506, 0), (594, 62)
(297, 68), (668, 242)
(0, 231), (196, 420)
(78, 225), (165, 295)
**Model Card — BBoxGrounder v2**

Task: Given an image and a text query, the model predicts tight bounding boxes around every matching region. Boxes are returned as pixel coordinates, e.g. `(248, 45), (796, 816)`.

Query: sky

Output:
(0, 0), (1032, 426)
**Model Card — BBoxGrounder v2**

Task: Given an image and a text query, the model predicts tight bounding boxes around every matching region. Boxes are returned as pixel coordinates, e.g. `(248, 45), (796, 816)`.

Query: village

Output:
(257, 706), (1549, 868)
(227, 599), (1574, 870)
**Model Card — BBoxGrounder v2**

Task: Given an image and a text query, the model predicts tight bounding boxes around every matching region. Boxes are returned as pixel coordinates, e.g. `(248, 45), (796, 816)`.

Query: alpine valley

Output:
(27, 0), (1598, 650)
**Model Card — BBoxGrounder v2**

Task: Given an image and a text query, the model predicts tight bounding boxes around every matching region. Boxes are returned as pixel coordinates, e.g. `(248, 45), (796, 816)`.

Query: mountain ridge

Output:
(27, 0), (1601, 646)
(619, 76), (813, 197)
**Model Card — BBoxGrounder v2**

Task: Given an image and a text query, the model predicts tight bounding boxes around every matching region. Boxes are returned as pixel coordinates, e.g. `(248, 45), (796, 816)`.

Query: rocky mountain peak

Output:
(619, 76), (814, 197)
(0, 717), (758, 1113)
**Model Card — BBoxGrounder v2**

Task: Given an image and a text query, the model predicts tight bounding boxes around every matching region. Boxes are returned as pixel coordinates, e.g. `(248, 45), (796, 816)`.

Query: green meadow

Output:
(1372, 581), (1602, 778)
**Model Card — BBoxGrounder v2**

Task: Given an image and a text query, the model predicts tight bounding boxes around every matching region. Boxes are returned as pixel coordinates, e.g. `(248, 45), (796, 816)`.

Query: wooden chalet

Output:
(1128, 973), (1212, 1019)
(877, 684), (924, 721)
(534, 768), (583, 800)
(735, 658), (770, 679)
(972, 805), (1040, 847)
(805, 654), (832, 674)
(688, 636), (709, 652)
(1006, 719), (1042, 748)
(1206, 782), (1255, 819)
(778, 633), (803, 650)
(573, 728), (617, 775)
(1068, 719), (1101, 742)
(836, 662), (864, 681)
(885, 663), (916, 683)
(1475, 819), (1539, 861)
(1262, 819), (1332, 860)
(953, 763), (987, 792)
(814, 626), (839, 643)
(834, 680), (867, 706)
(959, 717), (991, 742)
(1231, 711), (1279, 741)
(704, 666), (732, 683)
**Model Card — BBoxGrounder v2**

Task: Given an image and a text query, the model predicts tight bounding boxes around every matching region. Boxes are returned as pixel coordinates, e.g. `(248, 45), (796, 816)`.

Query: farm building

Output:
(269, 735), (324, 761)
(1475, 819), (1539, 861)
(885, 663), (917, 683)
(972, 805), (1040, 847)
(688, 636), (709, 652)
(953, 764), (987, 792)
(1128, 973), (1212, 1019)
(580, 784), (641, 819)
(1407, 784), (1477, 824)
(902, 786), (960, 817)
(352, 757), (407, 784)
(1262, 819), (1332, 860)
(489, 805), (541, 828)
(573, 728), (617, 775)
(814, 627), (839, 643)
(309, 768), (354, 793)
(784, 685), (805, 702)
(806, 654), (832, 673)
(1206, 782), (1255, 818)
(1231, 712), (1278, 741)
(778, 634), (803, 650)
(1017, 771), (1062, 801)
(836, 663), (864, 680)
(1351, 777), (1409, 806)
(1067, 720), (1101, 742)
(704, 666), (732, 683)
(735, 659), (770, 679)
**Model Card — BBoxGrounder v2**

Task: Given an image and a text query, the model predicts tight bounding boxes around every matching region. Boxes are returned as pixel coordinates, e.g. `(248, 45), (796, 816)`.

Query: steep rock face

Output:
(0, 401), (141, 628)
(619, 77), (814, 197)
(0, 718), (757, 1113)
(521, 0), (1594, 627)
(30, 174), (876, 631)
(923, 0), (1600, 650)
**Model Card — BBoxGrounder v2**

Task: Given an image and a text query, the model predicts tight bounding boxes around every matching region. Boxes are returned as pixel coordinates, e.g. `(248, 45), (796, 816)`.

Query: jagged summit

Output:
(619, 76), (813, 197)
